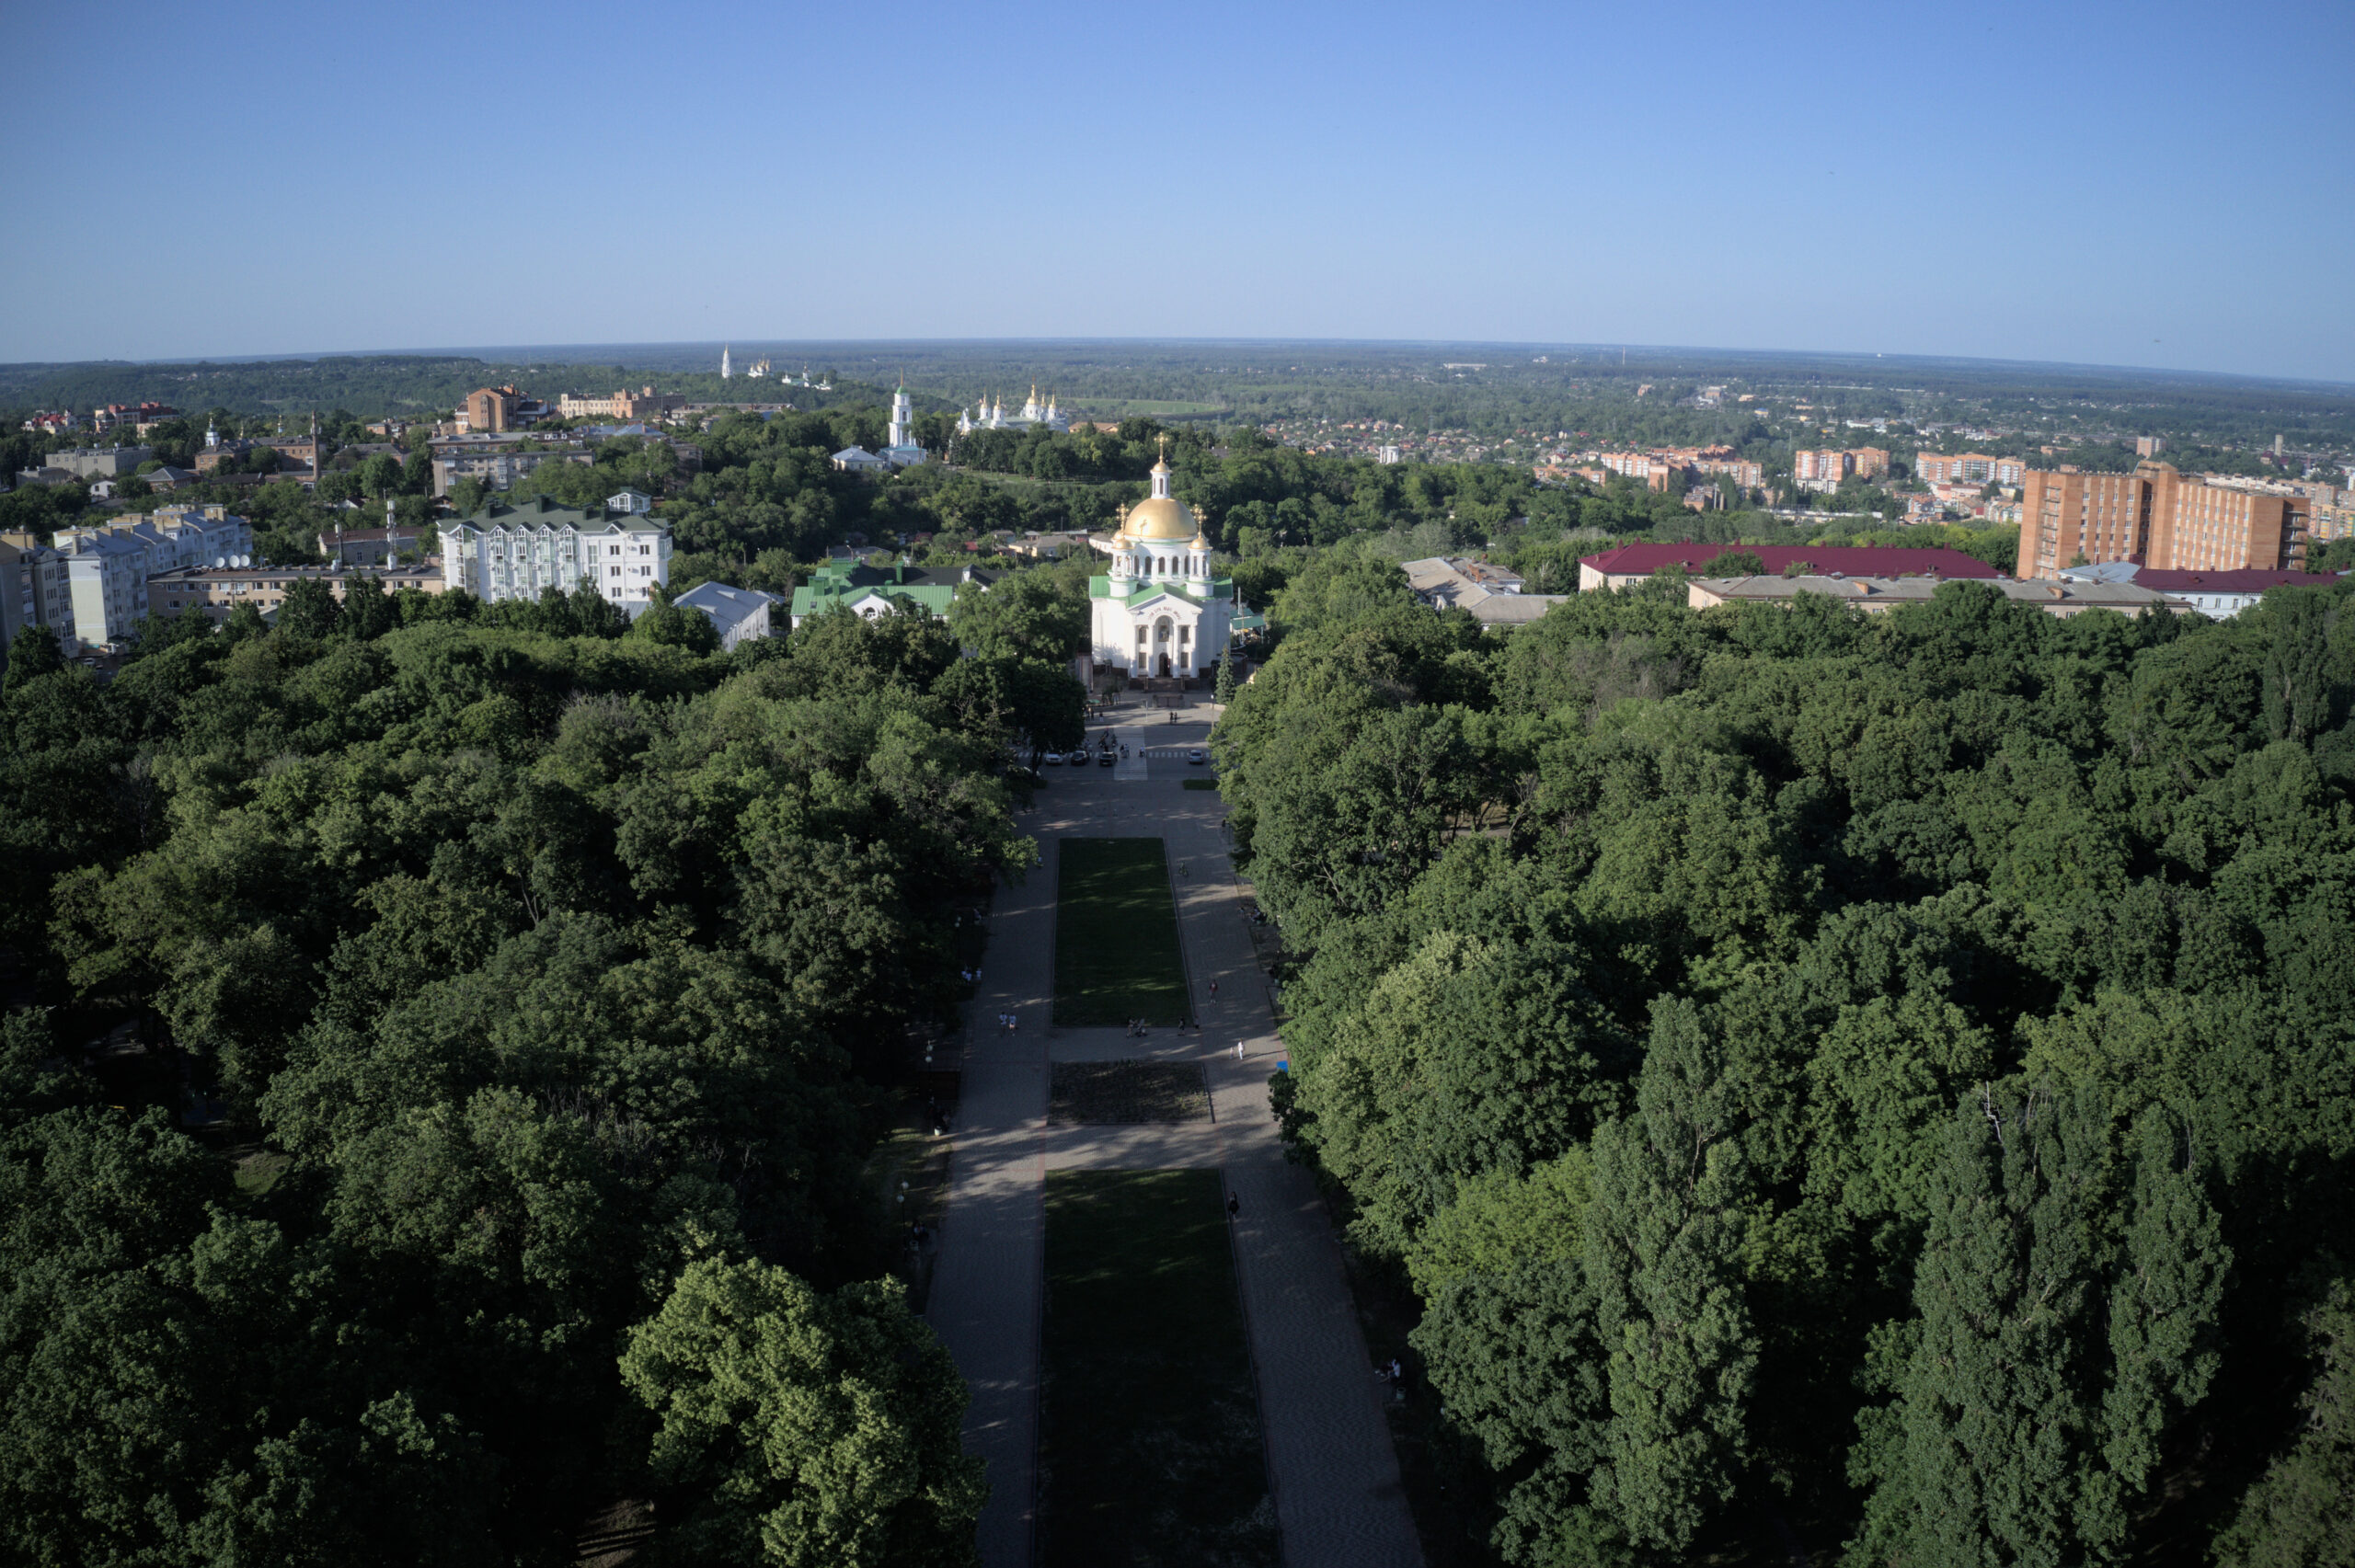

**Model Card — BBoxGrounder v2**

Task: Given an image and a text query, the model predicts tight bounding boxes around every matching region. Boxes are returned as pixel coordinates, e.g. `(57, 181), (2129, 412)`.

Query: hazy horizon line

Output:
(6, 338), (2349, 394)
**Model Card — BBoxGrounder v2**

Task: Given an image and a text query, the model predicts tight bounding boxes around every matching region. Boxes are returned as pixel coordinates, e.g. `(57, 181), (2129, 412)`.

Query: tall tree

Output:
(1849, 1088), (2228, 1567)
(1583, 998), (1756, 1554)
(619, 1257), (985, 1568)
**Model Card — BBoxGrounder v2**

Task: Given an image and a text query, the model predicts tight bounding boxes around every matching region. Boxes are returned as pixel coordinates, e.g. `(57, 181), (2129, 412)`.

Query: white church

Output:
(1087, 447), (1236, 681)
(957, 386), (1069, 434)
(834, 384), (927, 472)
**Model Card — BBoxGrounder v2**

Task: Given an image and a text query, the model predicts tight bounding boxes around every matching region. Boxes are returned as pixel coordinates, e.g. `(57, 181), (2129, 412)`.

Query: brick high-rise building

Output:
(465, 386), (521, 433)
(1794, 449), (1853, 487)
(2021, 462), (2310, 579)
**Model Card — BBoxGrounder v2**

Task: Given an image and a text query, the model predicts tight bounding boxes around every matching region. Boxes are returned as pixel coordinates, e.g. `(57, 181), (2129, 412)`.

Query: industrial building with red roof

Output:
(1578, 543), (2008, 593)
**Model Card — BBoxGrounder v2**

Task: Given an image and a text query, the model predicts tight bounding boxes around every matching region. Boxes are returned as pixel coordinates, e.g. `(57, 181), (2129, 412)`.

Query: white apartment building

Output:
(438, 496), (672, 608)
(46, 505), (255, 648)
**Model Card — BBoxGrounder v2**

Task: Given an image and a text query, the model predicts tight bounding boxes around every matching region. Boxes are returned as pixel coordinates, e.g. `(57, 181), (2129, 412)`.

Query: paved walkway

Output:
(926, 708), (1423, 1568)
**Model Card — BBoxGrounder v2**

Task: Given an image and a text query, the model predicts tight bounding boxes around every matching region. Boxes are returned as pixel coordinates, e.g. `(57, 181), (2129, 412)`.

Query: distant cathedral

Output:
(957, 385), (1069, 434)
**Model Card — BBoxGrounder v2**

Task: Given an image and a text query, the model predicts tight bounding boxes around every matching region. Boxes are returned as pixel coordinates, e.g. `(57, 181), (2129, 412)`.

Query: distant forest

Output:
(5, 343), (2350, 454)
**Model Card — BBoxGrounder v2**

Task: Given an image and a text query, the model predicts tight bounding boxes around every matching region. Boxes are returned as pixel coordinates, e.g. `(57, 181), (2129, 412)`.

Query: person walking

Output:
(1235, 1039), (1245, 1061)
(1226, 1193), (1241, 1221)
(1209, 979), (1218, 1000)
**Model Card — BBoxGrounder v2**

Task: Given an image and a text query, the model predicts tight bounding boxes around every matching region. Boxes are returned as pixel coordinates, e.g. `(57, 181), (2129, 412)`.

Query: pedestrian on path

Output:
(1235, 1040), (1245, 1061)
(1227, 1193), (1241, 1220)
(1209, 979), (1218, 999)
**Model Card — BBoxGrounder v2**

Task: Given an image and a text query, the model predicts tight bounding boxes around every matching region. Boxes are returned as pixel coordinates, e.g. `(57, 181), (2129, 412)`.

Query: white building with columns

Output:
(1086, 451), (1235, 680)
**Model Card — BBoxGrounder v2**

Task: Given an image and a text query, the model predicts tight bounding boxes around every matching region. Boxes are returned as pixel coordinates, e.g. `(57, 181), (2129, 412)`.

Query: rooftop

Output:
(1582, 543), (2007, 579)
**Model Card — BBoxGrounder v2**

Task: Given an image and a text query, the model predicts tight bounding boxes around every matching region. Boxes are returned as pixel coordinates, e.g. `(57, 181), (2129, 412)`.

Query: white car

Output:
(1041, 750), (1064, 766)
(1186, 747), (1207, 764)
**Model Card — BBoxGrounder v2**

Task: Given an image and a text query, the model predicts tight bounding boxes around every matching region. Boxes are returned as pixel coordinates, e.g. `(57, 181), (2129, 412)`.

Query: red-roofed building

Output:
(1578, 543), (2007, 592)
(2126, 567), (2343, 618)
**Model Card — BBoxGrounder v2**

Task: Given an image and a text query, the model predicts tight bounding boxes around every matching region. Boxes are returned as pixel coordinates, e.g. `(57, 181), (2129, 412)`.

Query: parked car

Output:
(1186, 747), (1206, 764)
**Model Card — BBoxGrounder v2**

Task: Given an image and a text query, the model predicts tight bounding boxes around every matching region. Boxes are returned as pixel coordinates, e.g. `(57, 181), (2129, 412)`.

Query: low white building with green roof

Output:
(789, 560), (995, 628)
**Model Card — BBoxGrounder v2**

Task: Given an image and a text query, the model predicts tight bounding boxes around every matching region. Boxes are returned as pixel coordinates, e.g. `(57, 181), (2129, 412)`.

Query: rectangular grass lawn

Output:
(1039, 1170), (1278, 1568)
(1053, 837), (1190, 1026)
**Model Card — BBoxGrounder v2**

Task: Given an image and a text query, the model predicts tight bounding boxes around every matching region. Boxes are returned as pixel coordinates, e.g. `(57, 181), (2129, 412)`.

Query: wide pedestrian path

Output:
(926, 707), (1423, 1568)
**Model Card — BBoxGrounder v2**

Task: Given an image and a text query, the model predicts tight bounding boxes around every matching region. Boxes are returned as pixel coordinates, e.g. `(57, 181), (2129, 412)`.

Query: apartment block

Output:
(3, 532), (78, 645)
(1916, 452), (2026, 486)
(1793, 449), (1853, 488)
(2020, 462), (2310, 579)
(43, 445), (154, 479)
(438, 496), (672, 608)
(556, 385), (688, 420)
(148, 562), (443, 624)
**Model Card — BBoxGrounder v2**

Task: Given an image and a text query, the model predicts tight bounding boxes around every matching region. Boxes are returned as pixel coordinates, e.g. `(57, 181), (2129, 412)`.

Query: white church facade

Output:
(836, 384), (928, 472)
(958, 386), (1069, 435)
(1087, 451), (1235, 681)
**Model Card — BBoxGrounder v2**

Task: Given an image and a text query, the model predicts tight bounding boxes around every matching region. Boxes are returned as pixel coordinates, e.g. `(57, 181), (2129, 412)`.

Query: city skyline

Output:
(3, 0), (2350, 381)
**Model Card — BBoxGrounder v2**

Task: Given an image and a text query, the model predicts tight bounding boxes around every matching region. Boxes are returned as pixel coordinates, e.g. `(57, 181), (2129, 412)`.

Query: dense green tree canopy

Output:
(0, 592), (1033, 1559)
(1218, 573), (2355, 1565)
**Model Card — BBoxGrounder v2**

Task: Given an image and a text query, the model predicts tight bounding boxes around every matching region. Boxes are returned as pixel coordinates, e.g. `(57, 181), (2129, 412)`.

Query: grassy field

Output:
(1038, 1170), (1278, 1568)
(1053, 838), (1190, 1026)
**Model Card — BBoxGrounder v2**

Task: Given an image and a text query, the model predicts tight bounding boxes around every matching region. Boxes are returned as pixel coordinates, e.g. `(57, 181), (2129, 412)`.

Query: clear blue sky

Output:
(6, 0), (2350, 381)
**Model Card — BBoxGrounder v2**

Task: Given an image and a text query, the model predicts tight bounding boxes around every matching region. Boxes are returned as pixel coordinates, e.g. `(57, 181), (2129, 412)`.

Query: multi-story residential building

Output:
(465, 386), (520, 433)
(1916, 452), (2026, 486)
(43, 446), (153, 479)
(556, 386), (689, 421)
(316, 525), (426, 566)
(3, 532), (79, 646)
(1849, 446), (1890, 479)
(58, 506), (255, 573)
(0, 536), (32, 650)
(1793, 449), (1853, 488)
(40, 506), (254, 647)
(438, 496), (672, 609)
(427, 435), (591, 498)
(62, 534), (152, 647)
(2020, 462), (2311, 579)
(147, 561), (443, 624)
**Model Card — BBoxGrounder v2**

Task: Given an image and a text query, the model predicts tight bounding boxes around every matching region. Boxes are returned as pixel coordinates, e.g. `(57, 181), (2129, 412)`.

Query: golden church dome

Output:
(1123, 496), (1199, 541)
(1120, 450), (1199, 541)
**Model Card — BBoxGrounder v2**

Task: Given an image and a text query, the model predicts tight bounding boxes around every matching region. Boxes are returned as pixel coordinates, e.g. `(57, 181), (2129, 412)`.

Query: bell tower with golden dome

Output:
(1086, 435), (1235, 682)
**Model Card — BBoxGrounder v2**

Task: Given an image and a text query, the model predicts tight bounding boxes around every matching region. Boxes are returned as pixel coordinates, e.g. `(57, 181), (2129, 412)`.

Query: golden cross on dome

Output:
(1157, 434), (1170, 458)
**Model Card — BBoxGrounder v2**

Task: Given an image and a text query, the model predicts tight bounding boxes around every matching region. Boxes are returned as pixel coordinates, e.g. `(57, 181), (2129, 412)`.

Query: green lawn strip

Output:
(1180, 777), (1219, 790)
(1038, 1170), (1278, 1568)
(1053, 837), (1190, 1026)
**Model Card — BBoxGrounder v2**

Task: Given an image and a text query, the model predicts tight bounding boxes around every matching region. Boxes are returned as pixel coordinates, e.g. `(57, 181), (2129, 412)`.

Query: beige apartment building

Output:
(147, 562), (443, 624)
(2020, 462), (2310, 579)
(1917, 452), (2027, 486)
(555, 386), (688, 420)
